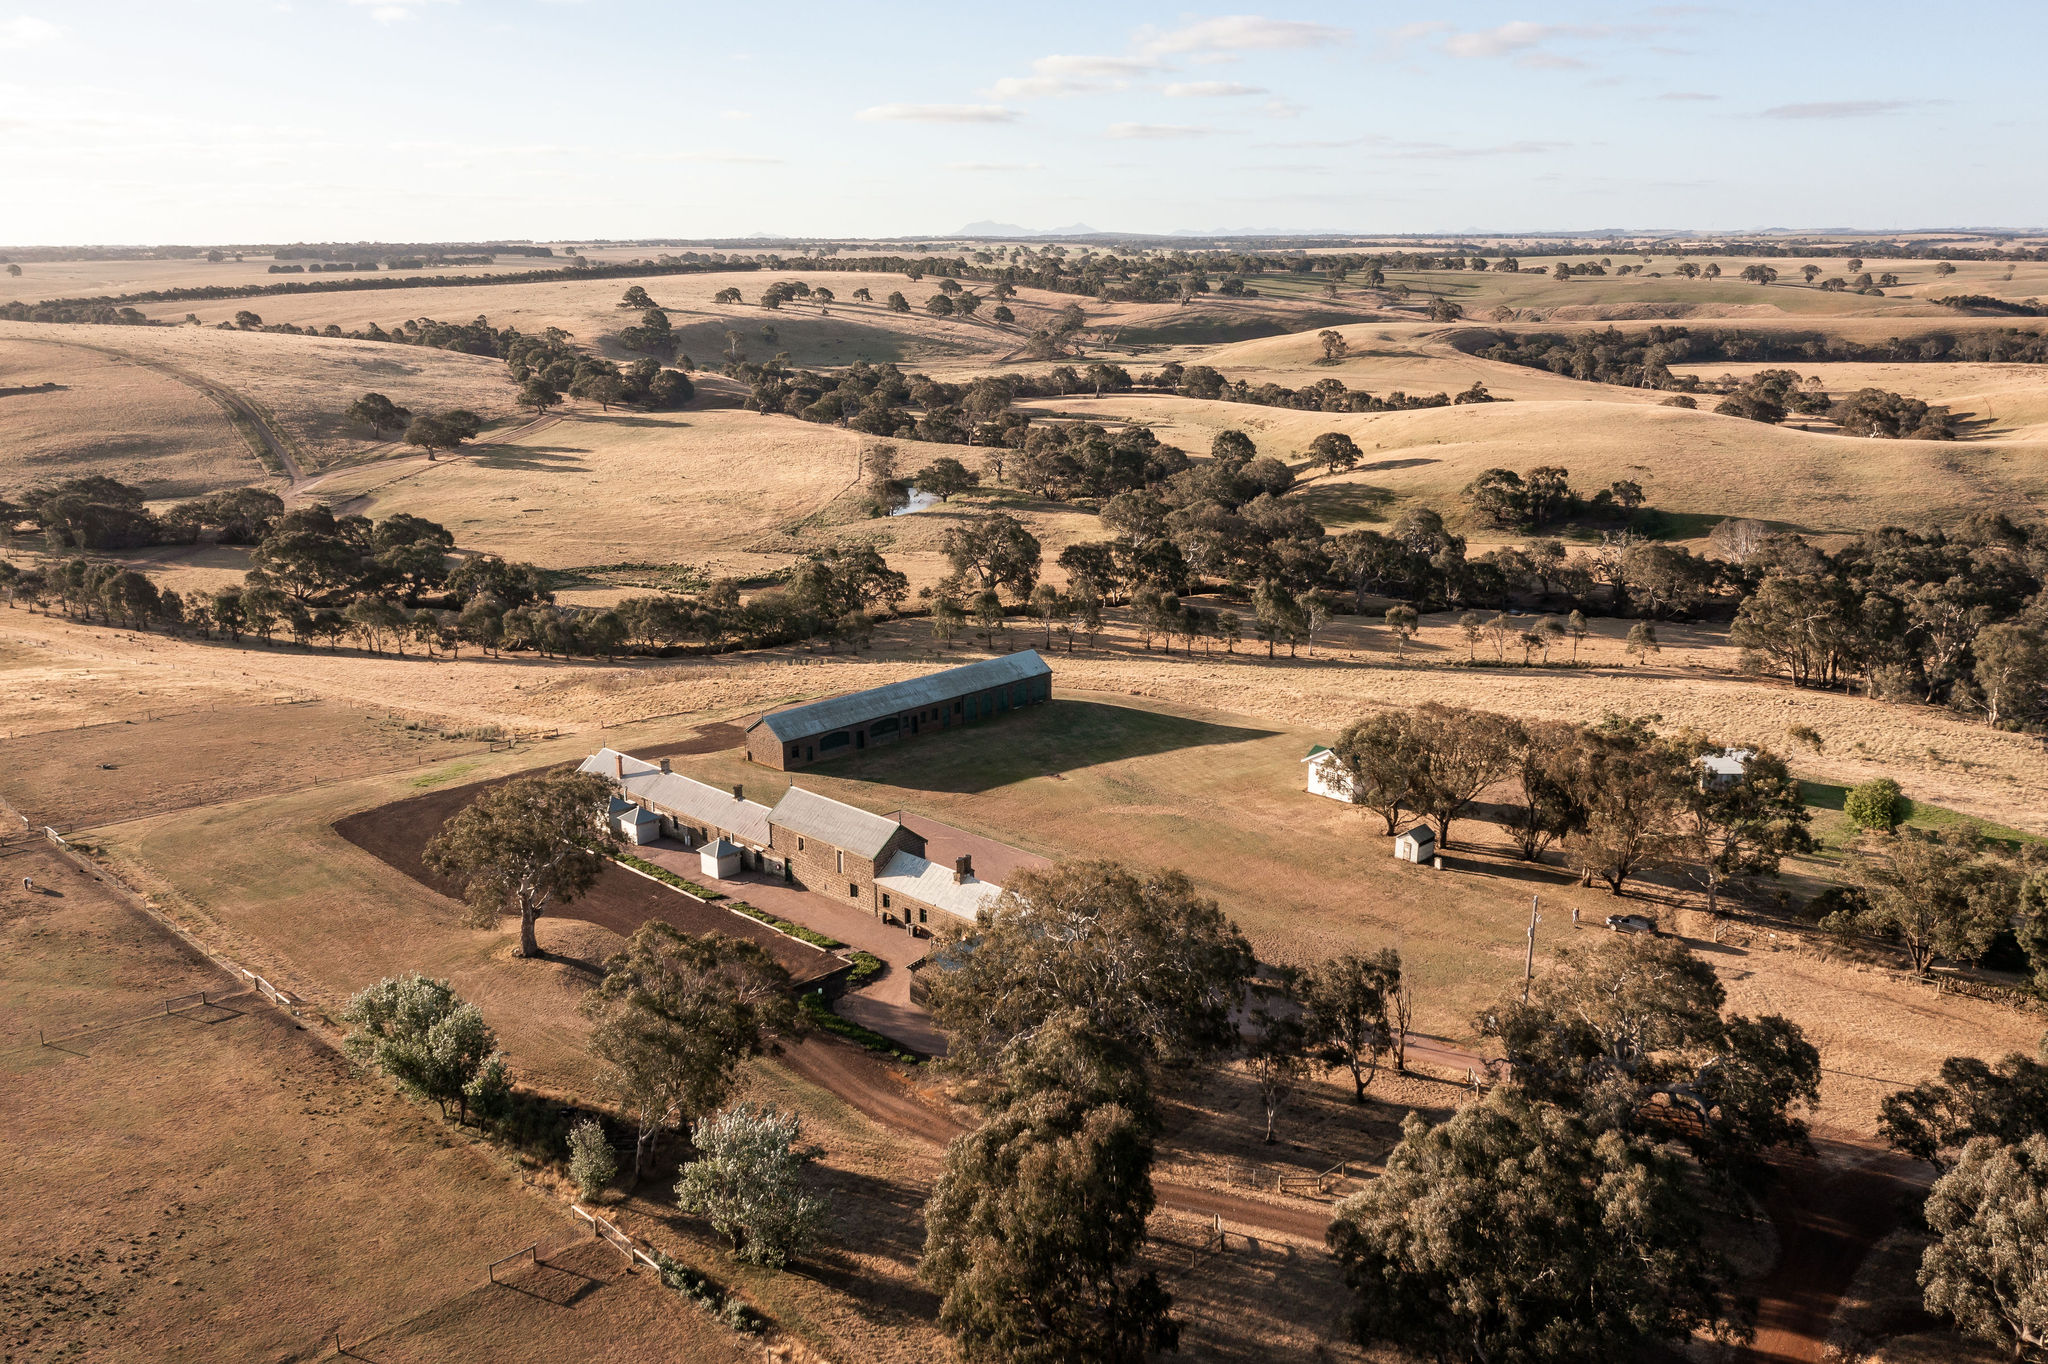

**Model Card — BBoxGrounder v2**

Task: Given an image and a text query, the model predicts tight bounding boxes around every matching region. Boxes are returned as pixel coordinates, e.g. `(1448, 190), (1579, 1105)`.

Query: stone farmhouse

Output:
(581, 748), (1007, 932)
(743, 649), (1053, 771)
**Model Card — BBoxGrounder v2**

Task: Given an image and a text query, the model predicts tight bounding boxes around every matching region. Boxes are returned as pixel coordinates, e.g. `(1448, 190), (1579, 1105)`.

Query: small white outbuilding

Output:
(1393, 824), (1437, 864)
(607, 795), (660, 846)
(700, 837), (743, 881)
(1302, 744), (1354, 802)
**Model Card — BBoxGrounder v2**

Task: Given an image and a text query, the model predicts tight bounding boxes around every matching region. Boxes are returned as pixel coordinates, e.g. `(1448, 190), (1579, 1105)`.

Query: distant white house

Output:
(1698, 748), (1754, 789)
(1302, 744), (1353, 803)
(1394, 825), (1437, 864)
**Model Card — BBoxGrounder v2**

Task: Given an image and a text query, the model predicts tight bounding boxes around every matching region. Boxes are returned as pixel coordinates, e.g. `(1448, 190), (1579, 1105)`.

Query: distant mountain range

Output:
(952, 220), (1102, 238)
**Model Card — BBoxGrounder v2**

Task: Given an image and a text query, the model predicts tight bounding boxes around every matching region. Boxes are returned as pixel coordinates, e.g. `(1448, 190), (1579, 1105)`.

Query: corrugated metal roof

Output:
(1301, 744), (1331, 761)
(580, 748), (773, 845)
(876, 849), (1005, 923)
(768, 786), (909, 861)
(747, 650), (1052, 744)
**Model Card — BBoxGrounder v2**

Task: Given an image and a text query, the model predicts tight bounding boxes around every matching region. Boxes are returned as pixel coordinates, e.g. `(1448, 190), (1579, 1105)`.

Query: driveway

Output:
(637, 852), (949, 1056)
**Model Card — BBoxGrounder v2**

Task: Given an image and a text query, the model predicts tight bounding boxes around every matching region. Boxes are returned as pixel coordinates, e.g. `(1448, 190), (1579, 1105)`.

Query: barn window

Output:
(871, 717), (899, 736)
(820, 731), (850, 751)
(882, 893), (892, 909)
(787, 744), (798, 759)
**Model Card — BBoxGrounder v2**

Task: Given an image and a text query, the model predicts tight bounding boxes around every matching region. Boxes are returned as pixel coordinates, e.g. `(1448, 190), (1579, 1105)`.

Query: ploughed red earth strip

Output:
(333, 748), (837, 986)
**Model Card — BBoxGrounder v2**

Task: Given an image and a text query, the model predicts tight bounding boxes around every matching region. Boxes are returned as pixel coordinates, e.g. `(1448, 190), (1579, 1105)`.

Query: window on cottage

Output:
(881, 894), (891, 909)
(837, 850), (844, 873)
(919, 907), (928, 924)
(797, 837), (805, 851)
(848, 883), (858, 898)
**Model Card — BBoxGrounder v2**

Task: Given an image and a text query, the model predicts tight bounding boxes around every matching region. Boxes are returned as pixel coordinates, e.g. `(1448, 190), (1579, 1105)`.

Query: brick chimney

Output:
(613, 753), (624, 781)
(954, 854), (973, 884)
(659, 757), (672, 774)
(732, 784), (744, 803)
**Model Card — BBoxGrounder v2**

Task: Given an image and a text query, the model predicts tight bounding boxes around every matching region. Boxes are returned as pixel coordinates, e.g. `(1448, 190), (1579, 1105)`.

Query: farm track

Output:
(777, 1033), (1336, 1244)
(4, 333), (303, 481)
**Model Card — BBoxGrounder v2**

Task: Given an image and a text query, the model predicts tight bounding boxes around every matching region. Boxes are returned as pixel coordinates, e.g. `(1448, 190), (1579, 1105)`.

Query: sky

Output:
(2, 1), (2041, 244)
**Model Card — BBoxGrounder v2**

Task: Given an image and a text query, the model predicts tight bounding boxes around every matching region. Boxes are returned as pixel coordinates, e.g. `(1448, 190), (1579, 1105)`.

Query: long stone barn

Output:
(742, 649), (1053, 771)
(581, 748), (1009, 932)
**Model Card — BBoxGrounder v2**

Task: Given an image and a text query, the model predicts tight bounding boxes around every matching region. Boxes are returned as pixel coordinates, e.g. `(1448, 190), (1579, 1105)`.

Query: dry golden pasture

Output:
(133, 270), (1043, 370)
(0, 334), (260, 497)
(0, 842), (755, 1364)
(0, 320), (520, 485)
(303, 406), (1101, 600)
(0, 252), (597, 309)
(1304, 253), (2048, 320)
(1020, 385), (2048, 547)
(125, 266), (1377, 375)
(6, 591), (2048, 837)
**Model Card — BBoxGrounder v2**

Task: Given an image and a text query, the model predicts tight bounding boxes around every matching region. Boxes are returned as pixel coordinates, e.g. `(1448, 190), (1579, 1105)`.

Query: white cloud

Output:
(1138, 15), (1350, 56)
(0, 15), (62, 48)
(1761, 99), (1926, 119)
(1164, 80), (1265, 97)
(857, 103), (1019, 123)
(946, 160), (1044, 172)
(1442, 22), (1607, 59)
(1107, 122), (1211, 139)
(1655, 90), (1719, 101)
(343, 0), (456, 21)
(1261, 96), (1303, 118)
(990, 53), (1159, 97)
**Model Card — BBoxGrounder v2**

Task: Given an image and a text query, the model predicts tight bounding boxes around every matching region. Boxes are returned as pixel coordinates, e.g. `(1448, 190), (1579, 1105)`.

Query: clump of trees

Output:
(675, 1104), (827, 1268)
(1727, 514), (2047, 715)
(919, 860), (1255, 1360)
(1464, 465), (1647, 530)
(581, 921), (798, 1184)
(1330, 932), (1820, 1362)
(1329, 706), (1812, 906)
(1878, 1034), (2048, 1357)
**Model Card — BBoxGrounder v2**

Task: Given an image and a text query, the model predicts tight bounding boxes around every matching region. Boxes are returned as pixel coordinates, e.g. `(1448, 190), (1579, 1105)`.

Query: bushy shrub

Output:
(1844, 777), (1905, 833)
(568, 1118), (616, 1200)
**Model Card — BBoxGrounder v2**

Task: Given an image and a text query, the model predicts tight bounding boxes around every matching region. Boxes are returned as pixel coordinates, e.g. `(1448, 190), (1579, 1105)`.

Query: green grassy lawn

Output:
(1800, 779), (2048, 857)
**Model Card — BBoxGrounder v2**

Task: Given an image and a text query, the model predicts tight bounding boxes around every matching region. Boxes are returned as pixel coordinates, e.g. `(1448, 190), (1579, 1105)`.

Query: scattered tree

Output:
(581, 922), (797, 1182)
(343, 974), (510, 1126)
(423, 771), (618, 959)
(675, 1104), (827, 1268)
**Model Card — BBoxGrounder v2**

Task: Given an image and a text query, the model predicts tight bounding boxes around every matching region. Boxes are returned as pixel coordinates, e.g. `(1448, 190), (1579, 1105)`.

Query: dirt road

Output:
(1741, 1136), (1930, 1364)
(777, 1035), (1336, 1244)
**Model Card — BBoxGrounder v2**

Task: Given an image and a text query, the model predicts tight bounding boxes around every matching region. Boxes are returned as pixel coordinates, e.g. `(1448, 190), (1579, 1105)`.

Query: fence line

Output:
(571, 1204), (649, 1272)
(486, 1243), (538, 1284)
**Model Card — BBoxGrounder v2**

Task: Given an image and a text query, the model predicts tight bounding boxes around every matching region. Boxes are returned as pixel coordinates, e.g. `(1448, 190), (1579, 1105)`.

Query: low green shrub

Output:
(800, 990), (917, 1062)
(651, 1251), (767, 1334)
(727, 901), (843, 951)
(613, 851), (724, 901)
(844, 951), (885, 988)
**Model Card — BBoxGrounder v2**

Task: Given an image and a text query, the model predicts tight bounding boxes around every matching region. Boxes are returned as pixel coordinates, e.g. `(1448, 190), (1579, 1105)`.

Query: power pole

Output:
(1521, 894), (1541, 1004)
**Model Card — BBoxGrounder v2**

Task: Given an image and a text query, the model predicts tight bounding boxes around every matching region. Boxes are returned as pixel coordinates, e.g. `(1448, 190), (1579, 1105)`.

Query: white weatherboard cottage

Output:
(1302, 744), (1353, 802)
